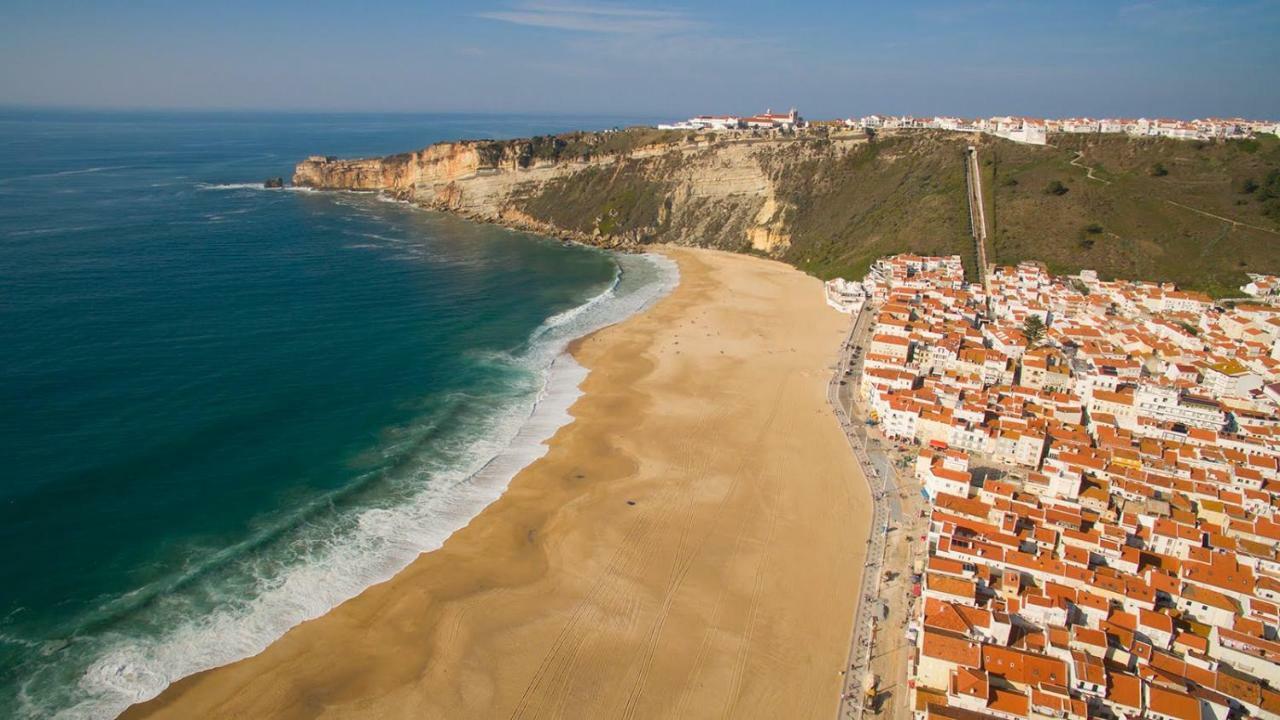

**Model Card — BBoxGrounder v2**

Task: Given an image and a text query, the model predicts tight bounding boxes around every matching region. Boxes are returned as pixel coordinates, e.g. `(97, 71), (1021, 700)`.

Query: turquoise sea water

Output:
(0, 111), (674, 719)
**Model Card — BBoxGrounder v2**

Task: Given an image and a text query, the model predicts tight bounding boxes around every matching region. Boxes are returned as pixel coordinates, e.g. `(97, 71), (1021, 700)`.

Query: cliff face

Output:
(293, 143), (489, 194)
(292, 133), (852, 253)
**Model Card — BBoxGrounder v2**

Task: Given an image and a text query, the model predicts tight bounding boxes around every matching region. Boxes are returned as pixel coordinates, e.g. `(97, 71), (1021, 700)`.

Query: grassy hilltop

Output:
(766, 132), (976, 283)
(979, 133), (1280, 296)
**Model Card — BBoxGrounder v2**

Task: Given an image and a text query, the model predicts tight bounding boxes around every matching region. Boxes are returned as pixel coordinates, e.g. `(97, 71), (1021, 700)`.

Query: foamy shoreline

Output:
(45, 252), (676, 720)
(122, 247), (867, 720)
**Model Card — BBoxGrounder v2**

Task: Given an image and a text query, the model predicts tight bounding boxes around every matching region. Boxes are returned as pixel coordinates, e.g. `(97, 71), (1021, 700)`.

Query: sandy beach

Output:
(123, 246), (870, 720)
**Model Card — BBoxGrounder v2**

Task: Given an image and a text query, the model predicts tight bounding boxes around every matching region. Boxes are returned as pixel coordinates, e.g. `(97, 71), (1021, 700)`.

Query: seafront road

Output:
(830, 303), (926, 719)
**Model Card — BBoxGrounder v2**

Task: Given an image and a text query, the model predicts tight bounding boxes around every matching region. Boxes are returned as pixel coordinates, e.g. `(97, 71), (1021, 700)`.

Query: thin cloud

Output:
(477, 1), (696, 34)
(1114, 0), (1243, 34)
(1117, 1), (1159, 14)
(912, 1), (1019, 24)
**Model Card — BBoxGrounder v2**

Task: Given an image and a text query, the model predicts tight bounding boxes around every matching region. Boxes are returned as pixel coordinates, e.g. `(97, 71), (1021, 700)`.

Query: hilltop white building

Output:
(989, 117), (1048, 145)
(657, 115), (741, 131)
(657, 108), (802, 132)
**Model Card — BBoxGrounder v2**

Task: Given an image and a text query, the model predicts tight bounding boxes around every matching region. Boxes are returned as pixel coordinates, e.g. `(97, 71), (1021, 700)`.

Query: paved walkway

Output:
(829, 305), (926, 719)
(965, 146), (992, 298)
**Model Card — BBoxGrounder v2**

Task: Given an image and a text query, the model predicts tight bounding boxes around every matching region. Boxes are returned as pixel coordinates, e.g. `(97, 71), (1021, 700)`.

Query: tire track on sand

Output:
(508, 488), (671, 720)
(618, 387), (729, 720)
(720, 376), (788, 720)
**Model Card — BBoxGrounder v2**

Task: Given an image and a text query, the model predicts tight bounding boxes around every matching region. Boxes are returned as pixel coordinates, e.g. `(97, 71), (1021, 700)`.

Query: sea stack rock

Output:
(263, 177), (284, 189)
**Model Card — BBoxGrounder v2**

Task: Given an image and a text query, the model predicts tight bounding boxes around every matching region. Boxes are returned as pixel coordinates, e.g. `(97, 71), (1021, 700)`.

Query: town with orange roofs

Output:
(827, 255), (1280, 720)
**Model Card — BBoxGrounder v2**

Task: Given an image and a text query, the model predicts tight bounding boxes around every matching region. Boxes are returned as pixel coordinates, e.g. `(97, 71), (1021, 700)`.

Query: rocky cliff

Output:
(293, 129), (1280, 294)
(293, 131), (827, 253)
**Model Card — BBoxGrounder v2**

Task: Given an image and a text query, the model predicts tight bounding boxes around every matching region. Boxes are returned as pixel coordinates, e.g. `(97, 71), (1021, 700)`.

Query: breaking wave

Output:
(195, 182), (315, 193)
(13, 252), (676, 720)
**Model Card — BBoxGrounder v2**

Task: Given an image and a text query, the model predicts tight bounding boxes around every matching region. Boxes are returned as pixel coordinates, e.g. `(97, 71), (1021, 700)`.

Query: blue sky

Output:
(2, 0), (1278, 119)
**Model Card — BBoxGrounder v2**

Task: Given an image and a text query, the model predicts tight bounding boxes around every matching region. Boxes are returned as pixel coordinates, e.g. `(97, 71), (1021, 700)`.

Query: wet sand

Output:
(123, 246), (870, 719)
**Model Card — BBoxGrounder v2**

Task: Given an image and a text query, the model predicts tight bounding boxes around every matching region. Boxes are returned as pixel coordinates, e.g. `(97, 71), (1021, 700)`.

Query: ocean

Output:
(0, 110), (675, 719)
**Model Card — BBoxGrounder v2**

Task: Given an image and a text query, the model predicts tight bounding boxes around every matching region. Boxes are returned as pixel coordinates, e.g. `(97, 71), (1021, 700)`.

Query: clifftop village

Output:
(825, 258), (1280, 720)
(657, 109), (1280, 146)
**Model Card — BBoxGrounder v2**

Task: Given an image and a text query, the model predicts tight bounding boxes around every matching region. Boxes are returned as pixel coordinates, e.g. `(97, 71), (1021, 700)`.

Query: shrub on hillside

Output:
(1260, 169), (1280, 199)
(1045, 180), (1068, 196)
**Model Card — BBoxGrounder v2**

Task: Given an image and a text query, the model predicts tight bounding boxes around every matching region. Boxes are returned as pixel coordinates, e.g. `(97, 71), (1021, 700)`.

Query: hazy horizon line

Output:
(2, 103), (1275, 123)
(0, 102), (668, 119)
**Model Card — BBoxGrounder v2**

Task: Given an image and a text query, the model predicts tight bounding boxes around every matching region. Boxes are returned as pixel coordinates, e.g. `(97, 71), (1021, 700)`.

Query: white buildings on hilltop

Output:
(660, 109), (1277, 144)
(842, 113), (1279, 145)
(657, 108), (802, 132)
(656, 114), (742, 131)
(988, 116), (1048, 145)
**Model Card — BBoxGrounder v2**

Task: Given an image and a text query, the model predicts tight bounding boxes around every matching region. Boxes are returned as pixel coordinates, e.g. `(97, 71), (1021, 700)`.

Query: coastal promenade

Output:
(831, 303), (926, 719)
(831, 305), (885, 720)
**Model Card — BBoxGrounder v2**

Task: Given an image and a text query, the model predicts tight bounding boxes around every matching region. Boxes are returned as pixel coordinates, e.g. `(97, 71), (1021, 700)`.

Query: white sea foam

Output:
(0, 166), (131, 184)
(195, 182), (265, 191)
(7, 225), (104, 238)
(344, 231), (407, 244)
(529, 270), (623, 346)
(39, 251), (677, 720)
(195, 182), (316, 193)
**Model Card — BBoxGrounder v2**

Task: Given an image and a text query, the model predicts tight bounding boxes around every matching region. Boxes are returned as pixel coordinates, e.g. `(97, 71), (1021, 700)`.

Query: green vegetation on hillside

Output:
(475, 127), (690, 168)
(520, 162), (671, 239)
(981, 133), (1280, 296)
(769, 132), (975, 282)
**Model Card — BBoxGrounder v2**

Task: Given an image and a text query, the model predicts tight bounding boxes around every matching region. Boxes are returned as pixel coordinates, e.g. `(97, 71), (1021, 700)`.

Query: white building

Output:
(990, 117), (1048, 146)
(916, 446), (973, 500)
(1133, 383), (1226, 431)
(657, 114), (742, 131)
(1241, 273), (1280, 299)
(824, 278), (867, 314)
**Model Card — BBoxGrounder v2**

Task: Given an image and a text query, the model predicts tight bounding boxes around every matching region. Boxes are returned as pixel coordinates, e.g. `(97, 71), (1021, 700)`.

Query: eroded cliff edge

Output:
(294, 130), (817, 254)
(294, 128), (1280, 294)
